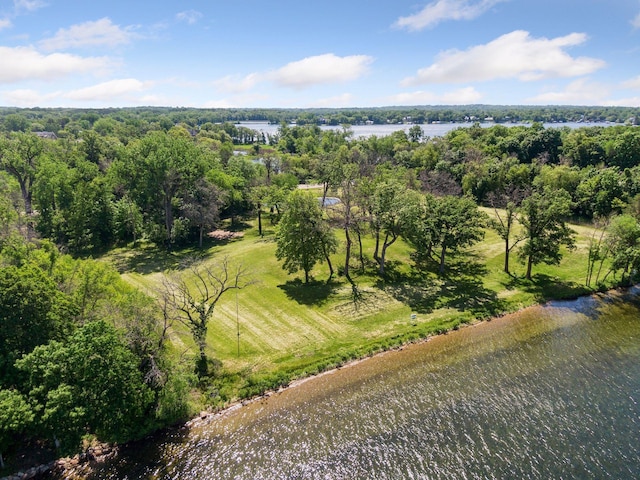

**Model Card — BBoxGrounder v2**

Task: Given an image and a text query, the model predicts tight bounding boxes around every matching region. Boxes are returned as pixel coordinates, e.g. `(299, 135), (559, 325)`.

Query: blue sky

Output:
(1, 0), (640, 108)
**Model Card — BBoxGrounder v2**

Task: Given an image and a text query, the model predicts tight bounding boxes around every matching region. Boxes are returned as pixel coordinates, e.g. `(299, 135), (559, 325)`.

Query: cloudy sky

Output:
(1, 0), (640, 108)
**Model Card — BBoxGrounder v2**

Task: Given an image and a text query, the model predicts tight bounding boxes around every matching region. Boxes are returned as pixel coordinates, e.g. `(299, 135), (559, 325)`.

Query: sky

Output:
(1, 0), (640, 109)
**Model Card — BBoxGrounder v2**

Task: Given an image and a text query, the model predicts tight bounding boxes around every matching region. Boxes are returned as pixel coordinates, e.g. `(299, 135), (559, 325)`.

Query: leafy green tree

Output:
(518, 188), (575, 280)
(114, 131), (207, 246)
(487, 186), (527, 274)
(16, 321), (154, 454)
(431, 195), (487, 274)
(0, 389), (34, 469)
(182, 178), (222, 248)
(604, 214), (640, 285)
(0, 263), (73, 384)
(371, 180), (410, 275)
(276, 189), (338, 283)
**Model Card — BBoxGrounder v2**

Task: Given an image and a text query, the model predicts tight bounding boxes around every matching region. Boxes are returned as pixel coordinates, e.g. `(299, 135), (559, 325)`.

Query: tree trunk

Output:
(439, 245), (447, 274)
(199, 225), (204, 248)
(357, 229), (365, 273)
(164, 193), (174, 246)
(526, 255), (533, 280)
(344, 226), (353, 284)
(257, 207), (263, 236)
(504, 238), (510, 274)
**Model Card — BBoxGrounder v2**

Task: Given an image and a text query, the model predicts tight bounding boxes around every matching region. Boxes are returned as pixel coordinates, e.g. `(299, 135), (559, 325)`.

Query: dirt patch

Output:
(207, 230), (244, 241)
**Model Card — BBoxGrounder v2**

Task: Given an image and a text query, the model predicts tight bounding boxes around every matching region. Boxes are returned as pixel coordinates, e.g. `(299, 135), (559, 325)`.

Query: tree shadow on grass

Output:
(379, 253), (506, 319)
(504, 273), (591, 302)
(278, 278), (340, 306)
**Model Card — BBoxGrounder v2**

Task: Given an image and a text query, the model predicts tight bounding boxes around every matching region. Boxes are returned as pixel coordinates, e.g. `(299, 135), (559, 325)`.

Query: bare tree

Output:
(164, 258), (253, 376)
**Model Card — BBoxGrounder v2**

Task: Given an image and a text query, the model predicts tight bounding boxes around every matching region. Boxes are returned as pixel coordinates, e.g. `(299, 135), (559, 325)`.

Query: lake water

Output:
(238, 121), (615, 139)
(66, 288), (640, 479)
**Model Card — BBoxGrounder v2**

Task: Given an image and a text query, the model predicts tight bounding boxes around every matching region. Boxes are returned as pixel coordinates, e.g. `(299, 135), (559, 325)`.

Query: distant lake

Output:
(237, 121), (616, 139)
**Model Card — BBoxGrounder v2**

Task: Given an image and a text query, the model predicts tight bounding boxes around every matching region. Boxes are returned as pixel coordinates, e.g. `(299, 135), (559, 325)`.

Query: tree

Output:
(431, 195), (487, 274)
(0, 133), (45, 237)
(182, 178), (222, 248)
(165, 259), (252, 375)
(371, 180), (409, 275)
(487, 186), (527, 274)
(604, 214), (640, 285)
(518, 188), (575, 280)
(0, 263), (72, 384)
(0, 389), (34, 469)
(114, 131), (207, 246)
(16, 321), (154, 454)
(276, 189), (338, 283)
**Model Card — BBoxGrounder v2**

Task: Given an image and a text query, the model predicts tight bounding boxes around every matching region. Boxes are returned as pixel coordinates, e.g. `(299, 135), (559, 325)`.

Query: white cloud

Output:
(14, 0), (46, 12)
(270, 53), (373, 89)
(622, 75), (640, 89)
(387, 86), (483, 105)
(0, 18), (11, 30)
(526, 78), (610, 105)
(213, 54), (373, 94)
(65, 78), (148, 101)
(0, 46), (110, 83)
(39, 18), (136, 51)
(1, 88), (61, 107)
(213, 73), (263, 94)
(402, 30), (605, 86)
(604, 96), (640, 107)
(394, 0), (506, 31)
(176, 10), (203, 24)
(632, 13), (640, 28)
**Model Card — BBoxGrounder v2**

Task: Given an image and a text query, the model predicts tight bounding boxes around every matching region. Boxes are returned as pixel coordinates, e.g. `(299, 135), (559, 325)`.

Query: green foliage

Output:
(518, 188), (576, 279)
(0, 263), (73, 384)
(606, 214), (640, 284)
(15, 321), (154, 454)
(276, 190), (338, 283)
(0, 389), (34, 456)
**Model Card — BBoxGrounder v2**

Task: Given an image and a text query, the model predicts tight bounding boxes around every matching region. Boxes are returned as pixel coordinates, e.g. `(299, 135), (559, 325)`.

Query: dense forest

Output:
(2, 106), (640, 472)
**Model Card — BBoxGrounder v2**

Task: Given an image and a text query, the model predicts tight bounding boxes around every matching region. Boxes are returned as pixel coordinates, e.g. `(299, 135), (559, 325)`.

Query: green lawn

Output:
(101, 212), (618, 407)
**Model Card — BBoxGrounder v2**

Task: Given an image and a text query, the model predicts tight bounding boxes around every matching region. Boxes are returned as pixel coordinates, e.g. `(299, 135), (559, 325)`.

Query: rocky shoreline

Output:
(0, 444), (116, 480)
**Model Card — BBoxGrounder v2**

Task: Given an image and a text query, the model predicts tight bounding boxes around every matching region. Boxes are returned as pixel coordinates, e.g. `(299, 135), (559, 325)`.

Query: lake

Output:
(238, 121), (615, 139)
(64, 288), (640, 479)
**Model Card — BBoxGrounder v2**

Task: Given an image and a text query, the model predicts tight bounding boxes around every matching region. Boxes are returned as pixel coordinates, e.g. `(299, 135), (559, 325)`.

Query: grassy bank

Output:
(101, 211), (618, 411)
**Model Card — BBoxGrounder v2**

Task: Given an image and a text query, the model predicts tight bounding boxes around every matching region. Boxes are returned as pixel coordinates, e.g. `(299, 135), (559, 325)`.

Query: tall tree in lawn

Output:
(518, 187), (575, 280)
(487, 186), (527, 275)
(371, 179), (408, 275)
(276, 189), (338, 284)
(164, 259), (253, 376)
(431, 195), (487, 274)
(400, 190), (437, 266)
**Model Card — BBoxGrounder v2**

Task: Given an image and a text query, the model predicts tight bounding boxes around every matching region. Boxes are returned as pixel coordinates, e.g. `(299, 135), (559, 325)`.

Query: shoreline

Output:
(2, 283), (635, 480)
(185, 282), (633, 428)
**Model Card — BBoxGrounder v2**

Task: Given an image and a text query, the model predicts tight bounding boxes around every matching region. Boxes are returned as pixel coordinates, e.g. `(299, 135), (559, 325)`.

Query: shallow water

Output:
(76, 290), (640, 479)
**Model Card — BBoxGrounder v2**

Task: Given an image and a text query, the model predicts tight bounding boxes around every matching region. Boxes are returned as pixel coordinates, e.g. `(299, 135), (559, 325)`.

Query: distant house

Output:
(34, 131), (58, 140)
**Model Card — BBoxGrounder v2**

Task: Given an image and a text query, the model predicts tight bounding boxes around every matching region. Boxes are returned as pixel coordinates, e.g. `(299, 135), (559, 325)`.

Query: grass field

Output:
(101, 209), (618, 409)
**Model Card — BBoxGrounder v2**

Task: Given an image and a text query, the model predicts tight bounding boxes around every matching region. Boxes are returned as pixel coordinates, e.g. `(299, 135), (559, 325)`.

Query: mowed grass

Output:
(101, 211), (618, 406)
